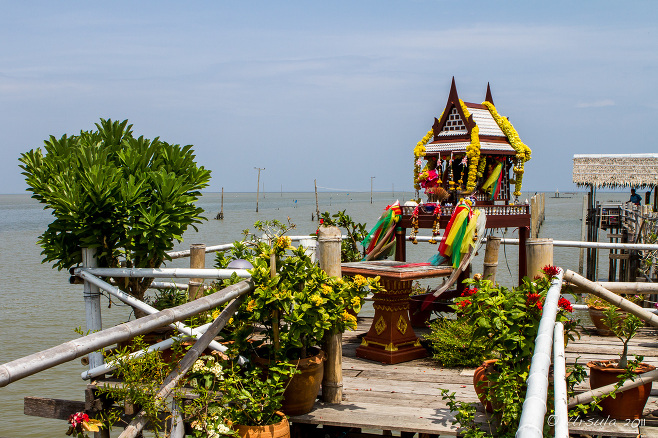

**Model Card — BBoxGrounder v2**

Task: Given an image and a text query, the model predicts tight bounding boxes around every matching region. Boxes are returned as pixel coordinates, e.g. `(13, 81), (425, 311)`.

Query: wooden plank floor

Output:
(289, 317), (658, 437)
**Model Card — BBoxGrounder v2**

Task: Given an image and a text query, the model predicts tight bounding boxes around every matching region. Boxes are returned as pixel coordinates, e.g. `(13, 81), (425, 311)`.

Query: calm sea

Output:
(0, 190), (627, 437)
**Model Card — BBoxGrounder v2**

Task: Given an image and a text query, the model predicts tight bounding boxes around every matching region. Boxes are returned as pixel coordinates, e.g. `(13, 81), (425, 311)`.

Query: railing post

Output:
(526, 238), (553, 280)
(82, 248), (104, 370)
(482, 236), (501, 283)
(318, 225), (343, 404)
(189, 243), (206, 300)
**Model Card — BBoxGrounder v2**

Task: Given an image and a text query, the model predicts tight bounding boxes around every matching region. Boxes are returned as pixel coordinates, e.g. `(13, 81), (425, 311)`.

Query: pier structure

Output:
(572, 154), (658, 283)
(6, 234), (658, 437)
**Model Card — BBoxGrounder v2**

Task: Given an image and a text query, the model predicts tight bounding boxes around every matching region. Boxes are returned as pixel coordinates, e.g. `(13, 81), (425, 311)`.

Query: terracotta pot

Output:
(587, 306), (626, 336)
(587, 360), (655, 420)
(473, 359), (497, 413)
(236, 415), (290, 438)
(254, 347), (326, 416)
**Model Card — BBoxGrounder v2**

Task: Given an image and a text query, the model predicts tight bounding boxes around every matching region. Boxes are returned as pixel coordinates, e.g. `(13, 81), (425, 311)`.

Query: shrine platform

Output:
(289, 317), (658, 438)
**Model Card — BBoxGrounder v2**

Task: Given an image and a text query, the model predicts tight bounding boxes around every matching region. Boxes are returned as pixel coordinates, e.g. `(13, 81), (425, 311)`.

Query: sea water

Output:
(0, 191), (628, 437)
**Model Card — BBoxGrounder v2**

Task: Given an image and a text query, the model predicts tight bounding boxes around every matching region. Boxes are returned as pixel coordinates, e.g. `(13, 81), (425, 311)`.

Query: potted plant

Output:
(441, 266), (578, 435)
(218, 220), (380, 415)
(587, 307), (654, 420)
(586, 293), (643, 336)
(184, 354), (296, 438)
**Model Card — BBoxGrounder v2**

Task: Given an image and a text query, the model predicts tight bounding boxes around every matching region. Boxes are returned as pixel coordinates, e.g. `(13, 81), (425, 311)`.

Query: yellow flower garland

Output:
(482, 101), (531, 197)
(459, 100), (481, 193)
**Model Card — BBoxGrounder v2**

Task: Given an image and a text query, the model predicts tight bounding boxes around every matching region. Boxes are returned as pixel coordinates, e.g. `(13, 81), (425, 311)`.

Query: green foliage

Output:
(442, 268), (578, 436)
(426, 318), (489, 368)
(602, 307), (643, 368)
(319, 210), (368, 262)
(441, 389), (490, 438)
(147, 288), (189, 311)
(19, 118), (211, 302)
(217, 219), (382, 361)
(184, 356), (296, 435)
(95, 336), (189, 437)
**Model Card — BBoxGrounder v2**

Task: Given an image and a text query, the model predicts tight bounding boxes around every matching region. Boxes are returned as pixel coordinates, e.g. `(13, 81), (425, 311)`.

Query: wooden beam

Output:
(24, 396), (85, 421)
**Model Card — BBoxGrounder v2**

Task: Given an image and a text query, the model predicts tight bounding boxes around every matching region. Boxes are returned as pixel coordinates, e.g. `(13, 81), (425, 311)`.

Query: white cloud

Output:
(575, 99), (615, 108)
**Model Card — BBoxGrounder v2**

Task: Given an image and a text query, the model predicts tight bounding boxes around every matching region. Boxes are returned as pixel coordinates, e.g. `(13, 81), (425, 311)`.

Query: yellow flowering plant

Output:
(216, 220), (382, 361)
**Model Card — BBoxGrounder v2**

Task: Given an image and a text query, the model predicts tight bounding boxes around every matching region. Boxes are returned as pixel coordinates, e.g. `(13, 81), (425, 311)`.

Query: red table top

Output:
(341, 261), (452, 280)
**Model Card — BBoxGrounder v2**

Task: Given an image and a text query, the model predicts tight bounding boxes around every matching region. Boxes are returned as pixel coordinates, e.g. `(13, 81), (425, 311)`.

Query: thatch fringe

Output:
(572, 154), (658, 188)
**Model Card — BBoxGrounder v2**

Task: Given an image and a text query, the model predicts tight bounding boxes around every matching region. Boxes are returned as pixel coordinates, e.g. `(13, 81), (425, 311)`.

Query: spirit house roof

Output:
(426, 78), (517, 156)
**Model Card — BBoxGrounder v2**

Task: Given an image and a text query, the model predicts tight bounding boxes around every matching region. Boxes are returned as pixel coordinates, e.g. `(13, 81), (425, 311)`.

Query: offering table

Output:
(341, 261), (452, 364)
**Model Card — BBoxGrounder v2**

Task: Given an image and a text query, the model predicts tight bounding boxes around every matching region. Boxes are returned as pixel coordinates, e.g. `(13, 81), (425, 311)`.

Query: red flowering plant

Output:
(66, 411), (103, 437)
(446, 266), (579, 435)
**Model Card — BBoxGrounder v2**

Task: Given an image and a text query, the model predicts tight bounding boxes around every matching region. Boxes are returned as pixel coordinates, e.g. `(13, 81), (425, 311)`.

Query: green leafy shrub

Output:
(426, 318), (489, 368)
(19, 119), (211, 307)
(318, 210), (368, 262)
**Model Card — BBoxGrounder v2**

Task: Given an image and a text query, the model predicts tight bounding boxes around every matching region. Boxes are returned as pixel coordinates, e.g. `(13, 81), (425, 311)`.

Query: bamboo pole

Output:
(564, 281), (658, 295)
(73, 267), (250, 279)
(563, 270), (658, 327)
(77, 272), (229, 353)
(567, 368), (658, 408)
(82, 248), (104, 370)
(0, 281), (253, 387)
(118, 295), (245, 438)
(318, 226), (343, 404)
(526, 238), (553, 280)
(188, 243), (206, 300)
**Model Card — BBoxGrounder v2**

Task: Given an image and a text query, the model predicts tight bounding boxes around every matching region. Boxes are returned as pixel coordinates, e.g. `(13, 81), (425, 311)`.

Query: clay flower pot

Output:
(473, 359), (497, 413)
(254, 347), (326, 416)
(587, 306), (619, 336)
(236, 415), (290, 438)
(587, 360), (655, 420)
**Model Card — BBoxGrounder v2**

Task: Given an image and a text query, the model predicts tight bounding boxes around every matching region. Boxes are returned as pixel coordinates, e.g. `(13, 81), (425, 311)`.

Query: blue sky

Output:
(1, 1), (657, 194)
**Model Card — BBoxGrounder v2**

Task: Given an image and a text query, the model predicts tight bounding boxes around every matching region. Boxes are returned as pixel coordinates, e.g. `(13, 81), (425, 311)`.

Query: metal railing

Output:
(516, 269), (565, 438)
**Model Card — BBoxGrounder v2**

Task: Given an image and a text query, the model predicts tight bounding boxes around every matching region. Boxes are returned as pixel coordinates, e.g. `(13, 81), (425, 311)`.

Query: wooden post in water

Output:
(318, 225), (343, 404)
(188, 244), (206, 300)
(314, 179), (320, 221)
(578, 192), (588, 275)
(526, 238), (553, 279)
(482, 236), (501, 283)
(82, 248), (104, 370)
(219, 187), (224, 219)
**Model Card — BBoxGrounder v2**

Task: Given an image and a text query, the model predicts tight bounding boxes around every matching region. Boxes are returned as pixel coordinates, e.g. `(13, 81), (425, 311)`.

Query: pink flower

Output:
(68, 412), (89, 427)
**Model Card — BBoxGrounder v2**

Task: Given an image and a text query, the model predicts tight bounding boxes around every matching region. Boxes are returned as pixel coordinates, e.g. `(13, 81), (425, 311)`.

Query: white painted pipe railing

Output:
(77, 271), (231, 354)
(166, 235), (325, 259)
(0, 280), (253, 387)
(410, 235), (658, 251)
(516, 269), (564, 438)
(74, 267), (251, 279)
(552, 322), (568, 438)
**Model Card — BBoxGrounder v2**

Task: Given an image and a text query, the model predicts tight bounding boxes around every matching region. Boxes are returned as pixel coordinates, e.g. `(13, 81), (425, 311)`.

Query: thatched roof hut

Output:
(572, 154), (658, 189)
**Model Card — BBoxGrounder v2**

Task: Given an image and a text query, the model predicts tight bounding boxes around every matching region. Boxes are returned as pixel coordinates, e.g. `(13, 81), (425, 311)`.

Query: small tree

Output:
(19, 119), (211, 310)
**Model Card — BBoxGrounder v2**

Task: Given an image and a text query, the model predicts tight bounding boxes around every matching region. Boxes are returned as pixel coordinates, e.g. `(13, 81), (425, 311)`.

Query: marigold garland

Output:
(482, 101), (532, 197)
(459, 100), (481, 193)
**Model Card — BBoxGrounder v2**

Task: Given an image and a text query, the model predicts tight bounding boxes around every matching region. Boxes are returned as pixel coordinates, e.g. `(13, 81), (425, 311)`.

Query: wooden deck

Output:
(289, 317), (658, 437)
